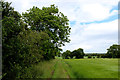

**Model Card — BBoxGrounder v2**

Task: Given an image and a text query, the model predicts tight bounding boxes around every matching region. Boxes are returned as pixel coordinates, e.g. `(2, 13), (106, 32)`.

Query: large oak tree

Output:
(22, 5), (71, 48)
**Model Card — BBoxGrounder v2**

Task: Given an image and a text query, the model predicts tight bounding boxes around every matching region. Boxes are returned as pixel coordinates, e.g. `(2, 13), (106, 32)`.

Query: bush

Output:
(88, 55), (92, 58)
(93, 56), (96, 59)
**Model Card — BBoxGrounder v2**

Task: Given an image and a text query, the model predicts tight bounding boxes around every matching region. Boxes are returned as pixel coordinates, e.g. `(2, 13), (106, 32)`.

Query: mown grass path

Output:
(51, 59), (70, 79)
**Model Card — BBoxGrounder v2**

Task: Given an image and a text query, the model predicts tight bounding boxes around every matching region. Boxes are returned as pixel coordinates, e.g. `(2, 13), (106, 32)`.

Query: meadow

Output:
(62, 59), (118, 78)
(23, 58), (119, 79)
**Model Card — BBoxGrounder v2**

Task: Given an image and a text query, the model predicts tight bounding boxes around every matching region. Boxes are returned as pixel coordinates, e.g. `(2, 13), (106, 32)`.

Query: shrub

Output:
(88, 55), (92, 58)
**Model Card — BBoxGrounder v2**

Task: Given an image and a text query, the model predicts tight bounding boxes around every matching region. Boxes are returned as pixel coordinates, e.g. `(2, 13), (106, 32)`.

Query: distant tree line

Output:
(62, 44), (120, 59)
(62, 48), (85, 59)
(85, 53), (107, 58)
(2, 1), (71, 79)
(89, 44), (120, 58)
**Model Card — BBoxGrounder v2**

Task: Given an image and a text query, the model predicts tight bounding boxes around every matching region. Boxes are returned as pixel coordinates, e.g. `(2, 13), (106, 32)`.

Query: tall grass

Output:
(19, 59), (58, 78)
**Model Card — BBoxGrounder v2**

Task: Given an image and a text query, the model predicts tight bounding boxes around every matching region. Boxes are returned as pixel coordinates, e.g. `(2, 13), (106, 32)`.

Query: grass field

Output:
(25, 58), (119, 79)
(62, 59), (118, 78)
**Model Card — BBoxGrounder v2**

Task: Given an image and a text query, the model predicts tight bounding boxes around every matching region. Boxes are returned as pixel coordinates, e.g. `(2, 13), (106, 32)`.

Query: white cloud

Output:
(56, 0), (118, 22)
(6, 0), (118, 22)
(82, 20), (118, 36)
(62, 20), (118, 52)
(81, 4), (110, 21)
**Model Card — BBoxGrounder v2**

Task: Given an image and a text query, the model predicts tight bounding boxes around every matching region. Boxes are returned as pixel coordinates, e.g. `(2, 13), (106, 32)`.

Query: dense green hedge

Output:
(2, 1), (70, 79)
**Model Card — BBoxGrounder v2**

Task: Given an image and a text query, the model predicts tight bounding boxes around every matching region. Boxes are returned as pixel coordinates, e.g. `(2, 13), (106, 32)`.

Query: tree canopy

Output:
(62, 50), (71, 59)
(106, 44), (120, 58)
(22, 5), (71, 48)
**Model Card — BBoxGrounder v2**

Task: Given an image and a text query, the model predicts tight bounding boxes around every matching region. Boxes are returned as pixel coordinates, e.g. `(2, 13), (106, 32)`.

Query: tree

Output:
(2, 1), (27, 79)
(18, 30), (54, 62)
(106, 44), (120, 58)
(22, 5), (71, 49)
(88, 55), (92, 58)
(69, 51), (74, 59)
(62, 50), (71, 59)
(72, 48), (85, 59)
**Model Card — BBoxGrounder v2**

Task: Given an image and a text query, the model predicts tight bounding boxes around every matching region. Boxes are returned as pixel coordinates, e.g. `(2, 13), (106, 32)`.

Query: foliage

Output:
(62, 50), (71, 59)
(106, 44), (120, 58)
(18, 59), (57, 78)
(2, 1), (70, 79)
(88, 55), (92, 58)
(22, 5), (71, 49)
(69, 51), (74, 59)
(85, 53), (107, 58)
(72, 48), (85, 59)
(62, 48), (85, 59)
(2, 1), (25, 79)
(18, 30), (54, 63)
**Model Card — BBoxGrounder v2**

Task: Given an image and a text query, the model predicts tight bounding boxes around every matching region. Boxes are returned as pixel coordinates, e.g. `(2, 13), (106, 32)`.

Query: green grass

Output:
(21, 58), (119, 78)
(19, 59), (58, 78)
(52, 59), (69, 78)
(0, 75), (2, 79)
(62, 58), (118, 78)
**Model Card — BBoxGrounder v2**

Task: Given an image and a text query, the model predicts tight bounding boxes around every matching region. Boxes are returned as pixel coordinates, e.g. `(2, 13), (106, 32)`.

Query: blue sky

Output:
(6, 0), (119, 53)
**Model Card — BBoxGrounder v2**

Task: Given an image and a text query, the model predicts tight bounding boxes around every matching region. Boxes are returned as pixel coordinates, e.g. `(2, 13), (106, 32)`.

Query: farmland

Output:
(26, 58), (118, 79)
(2, 1), (120, 79)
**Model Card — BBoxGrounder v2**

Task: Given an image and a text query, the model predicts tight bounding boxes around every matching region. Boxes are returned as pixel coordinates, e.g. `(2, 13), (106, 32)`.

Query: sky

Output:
(5, 0), (119, 53)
